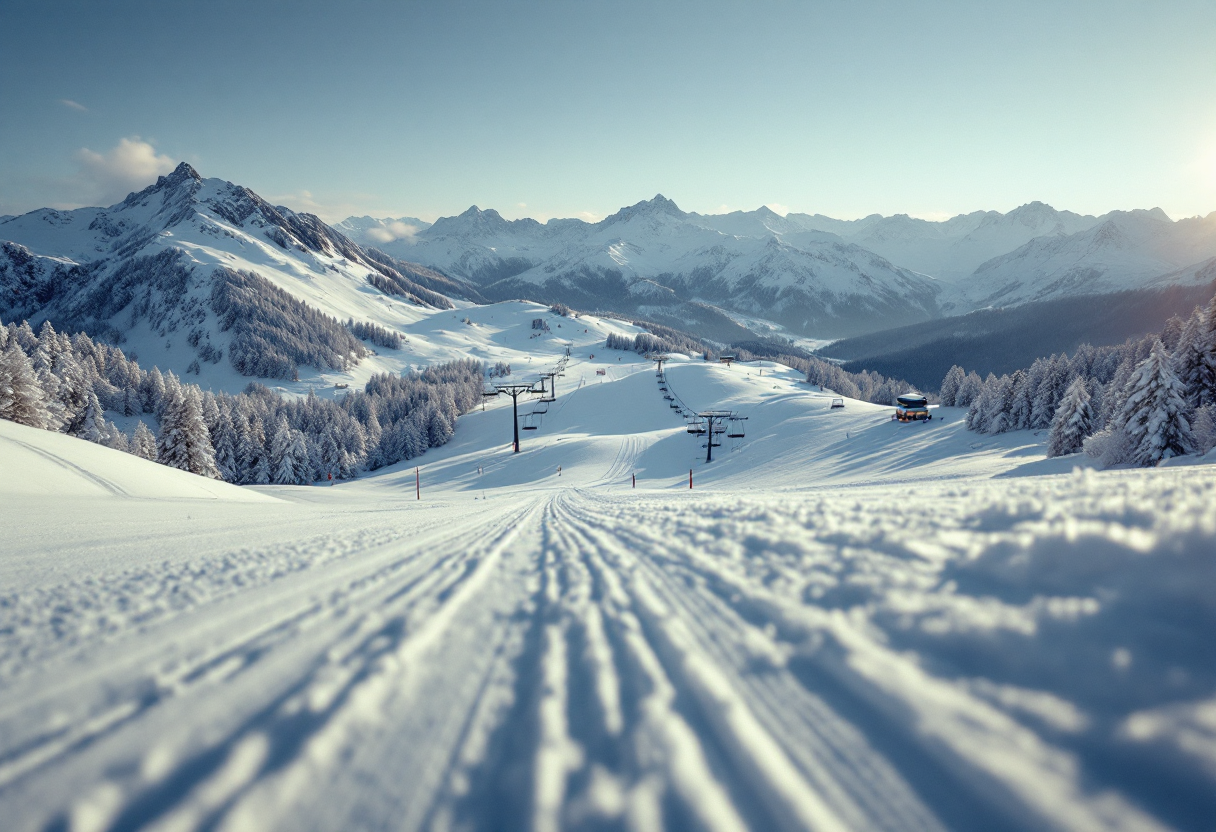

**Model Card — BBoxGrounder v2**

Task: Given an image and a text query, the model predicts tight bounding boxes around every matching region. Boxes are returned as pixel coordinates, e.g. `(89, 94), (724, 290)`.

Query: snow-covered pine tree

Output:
(158, 372), (181, 421)
(131, 421), (158, 461)
(1029, 355), (1069, 429)
(966, 374), (998, 431)
(270, 416), (311, 485)
(1171, 308), (1207, 409)
(104, 424), (130, 453)
(1197, 298), (1216, 408)
(956, 371), (984, 408)
(1008, 370), (1032, 431)
(0, 338), (50, 428)
(1047, 377), (1094, 457)
(239, 413), (270, 484)
(141, 367), (165, 415)
(184, 388), (220, 478)
(1120, 340), (1195, 466)
(1191, 404), (1215, 455)
(984, 375), (1015, 434)
(320, 430), (341, 481)
(201, 391), (220, 435)
(31, 322), (65, 429)
(939, 365), (965, 407)
(157, 384), (219, 477)
(75, 389), (107, 443)
(211, 407), (240, 482)
(1161, 313), (1187, 351)
(121, 383), (141, 418)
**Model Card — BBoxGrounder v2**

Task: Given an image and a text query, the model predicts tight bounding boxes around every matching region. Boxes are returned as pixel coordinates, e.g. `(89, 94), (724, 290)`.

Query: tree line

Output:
(941, 297), (1216, 466)
(0, 317), (485, 485)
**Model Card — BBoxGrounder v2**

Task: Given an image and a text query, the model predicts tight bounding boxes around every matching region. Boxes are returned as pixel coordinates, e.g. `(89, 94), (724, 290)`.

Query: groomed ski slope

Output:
(2, 330), (1214, 832)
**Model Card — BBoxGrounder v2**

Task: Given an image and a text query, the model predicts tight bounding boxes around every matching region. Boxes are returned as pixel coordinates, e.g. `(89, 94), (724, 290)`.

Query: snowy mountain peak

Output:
(600, 194), (686, 227)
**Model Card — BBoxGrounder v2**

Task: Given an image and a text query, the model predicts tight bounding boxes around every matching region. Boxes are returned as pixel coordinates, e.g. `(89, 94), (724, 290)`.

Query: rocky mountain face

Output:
(0, 164), (477, 383)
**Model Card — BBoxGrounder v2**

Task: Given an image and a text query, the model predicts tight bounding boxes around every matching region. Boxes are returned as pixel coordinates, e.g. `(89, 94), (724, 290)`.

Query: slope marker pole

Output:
(416, 466), (420, 500)
(689, 468), (693, 489)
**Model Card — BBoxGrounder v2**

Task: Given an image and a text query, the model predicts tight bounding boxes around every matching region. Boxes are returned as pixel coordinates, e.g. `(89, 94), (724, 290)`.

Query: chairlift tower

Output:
(486, 382), (541, 453)
(696, 410), (735, 463)
(649, 354), (669, 376)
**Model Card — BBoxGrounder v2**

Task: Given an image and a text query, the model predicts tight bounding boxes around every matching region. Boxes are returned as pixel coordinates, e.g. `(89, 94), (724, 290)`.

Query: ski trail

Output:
(1, 434), (130, 497)
(597, 433), (645, 486)
(565, 491), (1171, 832)
(0, 499), (541, 832)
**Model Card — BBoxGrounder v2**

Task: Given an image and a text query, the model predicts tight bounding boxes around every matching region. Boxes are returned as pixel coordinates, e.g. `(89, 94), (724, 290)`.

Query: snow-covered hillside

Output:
(2, 323), (1214, 831)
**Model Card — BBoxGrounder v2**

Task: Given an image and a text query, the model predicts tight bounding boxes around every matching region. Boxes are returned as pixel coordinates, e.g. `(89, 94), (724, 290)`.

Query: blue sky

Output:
(2, 0), (1214, 223)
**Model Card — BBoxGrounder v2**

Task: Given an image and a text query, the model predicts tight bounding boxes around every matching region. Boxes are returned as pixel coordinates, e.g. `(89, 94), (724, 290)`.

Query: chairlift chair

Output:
(522, 413), (540, 431)
(727, 416), (746, 438)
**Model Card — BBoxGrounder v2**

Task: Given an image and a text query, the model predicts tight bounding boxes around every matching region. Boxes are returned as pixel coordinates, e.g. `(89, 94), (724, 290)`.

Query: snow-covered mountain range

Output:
(339, 196), (942, 339)
(959, 209), (1216, 307)
(343, 198), (1216, 330)
(4, 162), (1215, 381)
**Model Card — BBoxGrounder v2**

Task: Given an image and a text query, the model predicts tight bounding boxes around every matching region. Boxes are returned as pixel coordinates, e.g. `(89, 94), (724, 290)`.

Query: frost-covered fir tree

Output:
(270, 416), (311, 485)
(1186, 403), (1216, 454)
(1120, 341), (1195, 466)
(121, 383), (141, 418)
(105, 426), (130, 453)
(1195, 299), (1216, 408)
(1171, 308), (1208, 409)
(1008, 370), (1032, 431)
(1029, 355), (1069, 429)
(1191, 404), (1216, 455)
(157, 385), (219, 477)
(0, 339), (50, 428)
(320, 430), (341, 481)
(939, 365), (965, 407)
(141, 367), (166, 415)
(966, 374), (998, 432)
(955, 371), (983, 408)
(211, 408), (240, 482)
(75, 389), (107, 443)
(131, 421), (158, 461)
(1047, 377), (1094, 457)
(239, 413), (270, 484)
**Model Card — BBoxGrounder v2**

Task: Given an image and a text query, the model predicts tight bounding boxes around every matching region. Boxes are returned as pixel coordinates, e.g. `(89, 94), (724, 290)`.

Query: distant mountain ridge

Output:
(342, 194), (943, 339)
(340, 197), (1216, 338)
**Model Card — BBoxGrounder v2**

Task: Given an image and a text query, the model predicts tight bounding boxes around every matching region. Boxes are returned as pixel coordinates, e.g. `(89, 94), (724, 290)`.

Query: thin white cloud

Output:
(577, 210), (601, 222)
(766, 203), (791, 216)
(75, 137), (175, 205)
(366, 221), (421, 244)
(59, 99), (88, 112)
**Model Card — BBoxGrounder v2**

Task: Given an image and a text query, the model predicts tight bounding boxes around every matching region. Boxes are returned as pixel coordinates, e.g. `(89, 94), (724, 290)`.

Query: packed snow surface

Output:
(2, 332), (1214, 832)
